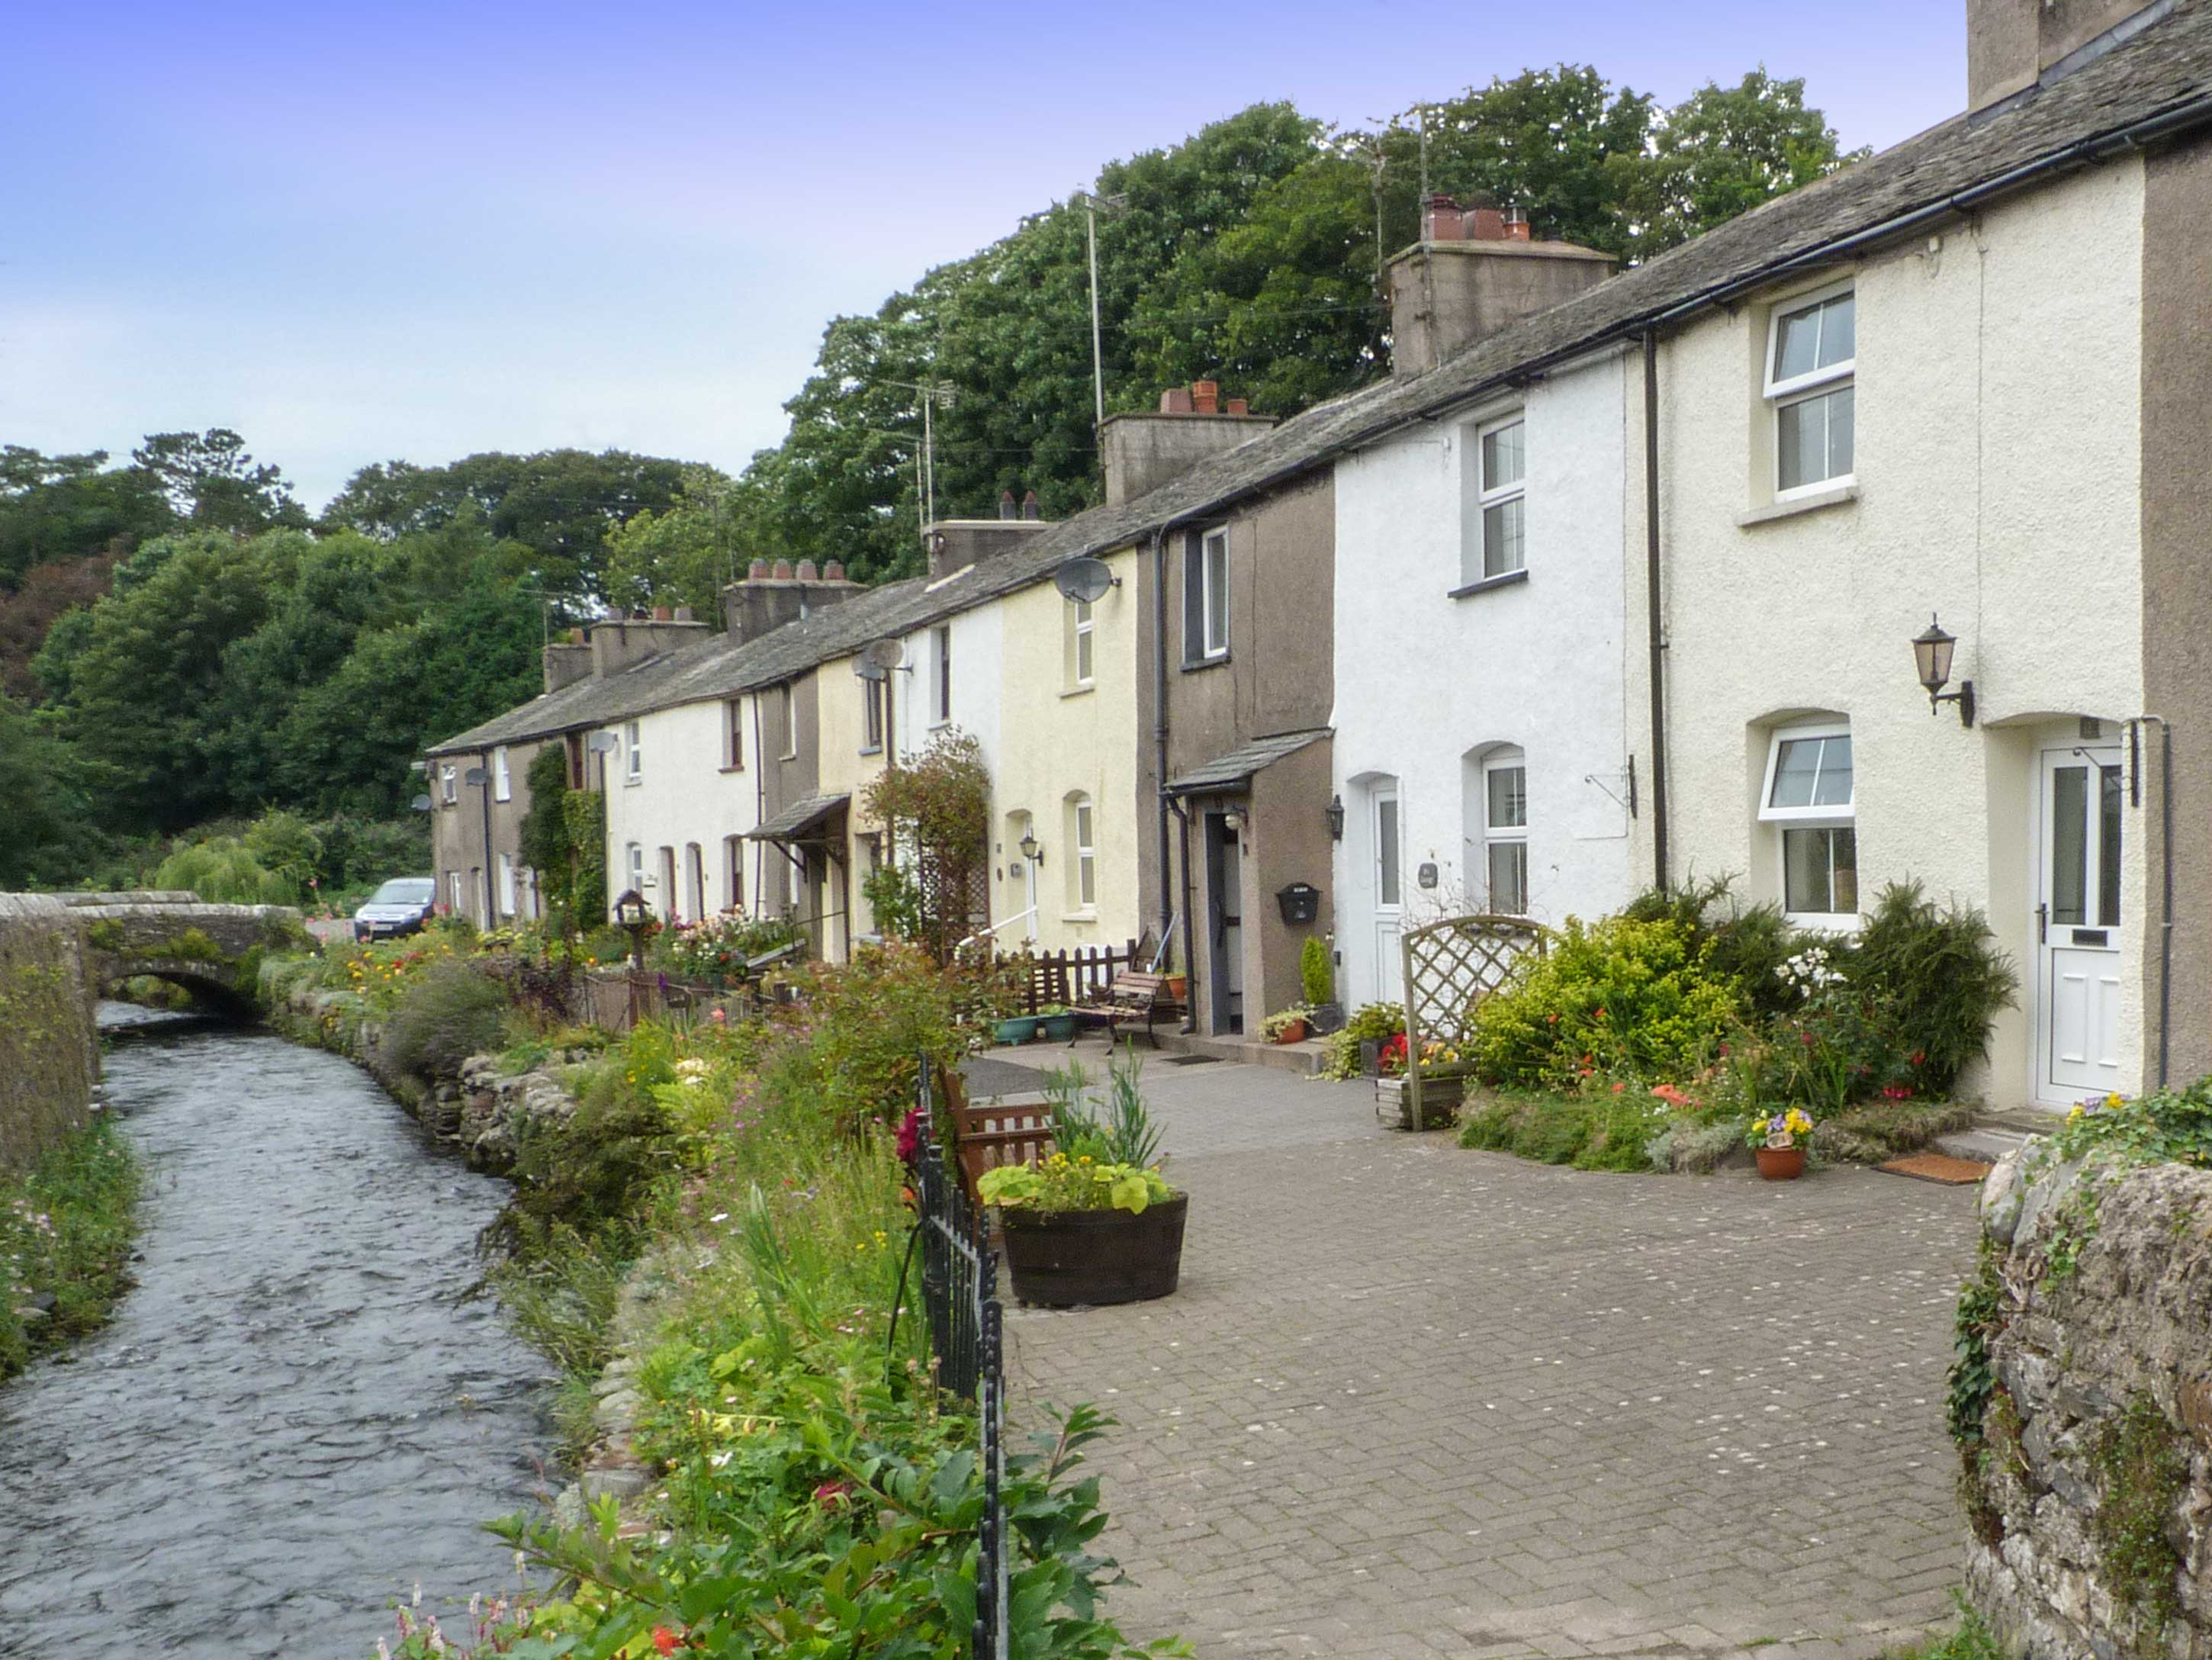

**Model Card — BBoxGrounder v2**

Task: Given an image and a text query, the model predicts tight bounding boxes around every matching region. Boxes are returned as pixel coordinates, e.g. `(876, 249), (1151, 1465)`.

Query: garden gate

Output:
(1398, 914), (1548, 1129)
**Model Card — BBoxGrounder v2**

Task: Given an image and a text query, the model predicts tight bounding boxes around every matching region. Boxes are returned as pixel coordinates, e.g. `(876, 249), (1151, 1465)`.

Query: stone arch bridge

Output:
(56, 891), (307, 1014)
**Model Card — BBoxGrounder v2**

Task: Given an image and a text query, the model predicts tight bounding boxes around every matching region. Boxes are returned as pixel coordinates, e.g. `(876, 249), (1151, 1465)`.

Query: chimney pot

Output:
(1469, 201), (1507, 241)
(674, 605), (695, 622)
(1021, 490), (1040, 520)
(1503, 206), (1531, 242)
(1192, 380), (1220, 415)
(823, 560), (846, 582)
(772, 558), (793, 581)
(794, 559), (818, 581)
(998, 489), (1018, 520)
(1226, 396), (1249, 416)
(652, 605), (674, 621)
(748, 558), (770, 580)
(1159, 385), (1196, 413)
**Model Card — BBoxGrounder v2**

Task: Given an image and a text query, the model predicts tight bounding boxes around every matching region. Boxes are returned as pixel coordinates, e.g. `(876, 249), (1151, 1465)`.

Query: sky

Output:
(1, 2), (1967, 508)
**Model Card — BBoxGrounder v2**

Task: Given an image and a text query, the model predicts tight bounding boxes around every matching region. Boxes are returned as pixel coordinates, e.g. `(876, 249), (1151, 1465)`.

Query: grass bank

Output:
(0, 1113), (142, 1382)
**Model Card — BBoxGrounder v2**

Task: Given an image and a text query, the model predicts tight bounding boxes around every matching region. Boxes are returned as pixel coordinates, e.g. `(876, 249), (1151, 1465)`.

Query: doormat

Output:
(1876, 1152), (1994, 1185)
(1161, 1055), (1222, 1066)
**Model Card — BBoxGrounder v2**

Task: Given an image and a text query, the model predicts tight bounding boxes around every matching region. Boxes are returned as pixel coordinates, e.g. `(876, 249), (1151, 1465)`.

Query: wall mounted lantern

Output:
(1325, 794), (1346, 841)
(1018, 831), (1043, 866)
(1222, 807), (1247, 835)
(1911, 614), (1976, 727)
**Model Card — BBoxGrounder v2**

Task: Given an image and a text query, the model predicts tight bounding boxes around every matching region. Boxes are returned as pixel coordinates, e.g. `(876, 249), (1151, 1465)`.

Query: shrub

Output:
(1458, 1088), (1670, 1172)
(151, 836), (293, 905)
(1624, 877), (1801, 1018)
(382, 956), (507, 1081)
(1847, 882), (2016, 1093)
(1319, 1001), (1403, 1079)
(1301, 936), (1334, 1006)
(654, 910), (807, 980)
(1468, 913), (1742, 1089)
(776, 943), (977, 1133)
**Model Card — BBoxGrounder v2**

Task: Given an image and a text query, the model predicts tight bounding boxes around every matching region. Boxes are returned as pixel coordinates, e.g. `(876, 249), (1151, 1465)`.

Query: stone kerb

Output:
(0, 893), (100, 1172)
(1965, 1147), (2212, 1657)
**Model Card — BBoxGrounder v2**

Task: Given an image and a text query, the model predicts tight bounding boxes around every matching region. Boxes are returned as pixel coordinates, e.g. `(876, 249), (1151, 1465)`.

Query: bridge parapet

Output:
(69, 897), (309, 1005)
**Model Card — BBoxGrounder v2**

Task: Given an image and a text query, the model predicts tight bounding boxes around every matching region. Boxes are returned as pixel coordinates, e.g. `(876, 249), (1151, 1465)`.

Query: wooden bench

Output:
(937, 1065), (1055, 1205)
(1072, 970), (1184, 1048)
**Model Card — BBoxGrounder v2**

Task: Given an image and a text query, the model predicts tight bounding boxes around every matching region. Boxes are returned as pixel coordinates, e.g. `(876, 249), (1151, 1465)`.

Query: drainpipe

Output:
(478, 747), (497, 928)
(1152, 526), (1175, 954)
(752, 695), (767, 915)
(1642, 331), (1670, 893)
(2159, 716), (2174, 1087)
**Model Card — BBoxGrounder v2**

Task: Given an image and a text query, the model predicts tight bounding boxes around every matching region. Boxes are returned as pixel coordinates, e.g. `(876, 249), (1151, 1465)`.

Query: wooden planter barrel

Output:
(1000, 1195), (1188, 1307)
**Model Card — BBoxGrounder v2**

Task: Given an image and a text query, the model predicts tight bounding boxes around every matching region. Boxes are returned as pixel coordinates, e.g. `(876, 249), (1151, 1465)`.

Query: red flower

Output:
(815, 1479), (855, 1509)
(895, 1105), (923, 1165)
(653, 1627), (682, 1656)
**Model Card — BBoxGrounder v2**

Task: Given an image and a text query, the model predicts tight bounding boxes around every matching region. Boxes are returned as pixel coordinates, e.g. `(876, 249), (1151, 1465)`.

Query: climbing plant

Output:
(862, 729), (990, 960)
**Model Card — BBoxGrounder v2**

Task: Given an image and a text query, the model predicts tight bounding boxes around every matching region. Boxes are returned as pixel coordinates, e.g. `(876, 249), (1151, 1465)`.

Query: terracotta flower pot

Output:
(1756, 1145), (1806, 1181)
(1273, 1019), (1307, 1045)
(1000, 1195), (1188, 1307)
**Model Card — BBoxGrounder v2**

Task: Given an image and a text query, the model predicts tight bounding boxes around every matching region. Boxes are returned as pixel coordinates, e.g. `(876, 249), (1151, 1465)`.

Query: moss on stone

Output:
(2089, 1395), (2187, 1633)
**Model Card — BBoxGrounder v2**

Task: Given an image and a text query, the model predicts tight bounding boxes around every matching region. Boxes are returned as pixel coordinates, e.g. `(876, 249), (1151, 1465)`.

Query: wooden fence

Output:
(1013, 940), (1142, 1013)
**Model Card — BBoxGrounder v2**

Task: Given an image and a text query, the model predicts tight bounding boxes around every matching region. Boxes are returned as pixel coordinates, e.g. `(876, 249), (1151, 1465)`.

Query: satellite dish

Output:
(861, 639), (905, 672)
(1053, 557), (1117, 605)
(463, 766), (488, 786)
(854, 658), (886, 683)
(585, 732), (619, 753)
(410, 793), (433, 813)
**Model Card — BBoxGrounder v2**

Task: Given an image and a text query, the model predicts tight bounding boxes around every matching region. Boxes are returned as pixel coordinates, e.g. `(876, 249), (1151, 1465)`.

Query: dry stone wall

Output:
(0, 895), (99, 1173)
(1964, 1148), (2212, 1658)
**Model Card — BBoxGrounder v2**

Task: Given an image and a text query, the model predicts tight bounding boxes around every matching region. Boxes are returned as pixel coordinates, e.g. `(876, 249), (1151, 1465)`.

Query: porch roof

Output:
(1165, 729), (1329, 796)
(747, 793), (850, 841)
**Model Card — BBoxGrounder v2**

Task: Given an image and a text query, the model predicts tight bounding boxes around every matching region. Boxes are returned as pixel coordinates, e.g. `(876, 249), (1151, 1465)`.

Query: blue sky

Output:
(1, 2), (1966, 507)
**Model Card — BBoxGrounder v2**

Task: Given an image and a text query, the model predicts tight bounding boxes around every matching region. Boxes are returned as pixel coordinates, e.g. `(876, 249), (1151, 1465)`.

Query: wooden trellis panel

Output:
(1399, 914), (1548, 1128)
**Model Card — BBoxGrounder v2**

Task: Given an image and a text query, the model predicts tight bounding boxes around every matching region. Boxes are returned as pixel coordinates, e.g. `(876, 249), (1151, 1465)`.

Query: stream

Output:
(0, 1014), (551, 1657)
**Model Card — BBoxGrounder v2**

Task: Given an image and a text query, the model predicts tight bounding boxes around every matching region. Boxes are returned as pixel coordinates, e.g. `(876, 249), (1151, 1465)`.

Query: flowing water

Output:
(0, 1015), (551, 1657)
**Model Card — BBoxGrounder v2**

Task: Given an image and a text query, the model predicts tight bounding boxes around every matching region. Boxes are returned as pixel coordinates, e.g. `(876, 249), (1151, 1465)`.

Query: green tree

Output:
(0, 697), (101, 886)
(130, 429), (307, 536)
(1609, 69), (1866, 261)
(0, 446), (172, 587)
(600, 468), (740, 616)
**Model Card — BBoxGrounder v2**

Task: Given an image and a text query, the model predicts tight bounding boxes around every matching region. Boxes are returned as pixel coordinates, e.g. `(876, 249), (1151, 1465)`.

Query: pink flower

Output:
(815, 1479), (854, 1509)
(895, 1106), (923, 1164)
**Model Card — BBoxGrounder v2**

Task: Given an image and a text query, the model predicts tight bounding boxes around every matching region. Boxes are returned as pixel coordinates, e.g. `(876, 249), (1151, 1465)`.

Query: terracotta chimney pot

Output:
(674, 605), (695, 622)
(823, 560), (846, 582)
(1423, 193), (1464, 242)
(1021, 490), (1040, 520)
(998, 489), (1018, 520)
(1192, 380), (1220, 414)
(1226, 397), (1249, 416)
(1159, 385), (1196, 413)
(748, 558), (770, 580)
(652, 604), (674, 621)
(772, 558), (793, 580)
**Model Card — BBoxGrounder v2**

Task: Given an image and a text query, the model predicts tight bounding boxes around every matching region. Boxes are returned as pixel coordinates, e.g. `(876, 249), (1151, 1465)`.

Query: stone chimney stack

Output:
(1386, 193), (1615, 378)
(924, 488), (1052, 580)
(1967, 0), (2164, 113)
(586, 615), (711, 679)
(543, 629), (593, 693)
(1098, 383), (1278, 508)
(719, 560), (863, 642)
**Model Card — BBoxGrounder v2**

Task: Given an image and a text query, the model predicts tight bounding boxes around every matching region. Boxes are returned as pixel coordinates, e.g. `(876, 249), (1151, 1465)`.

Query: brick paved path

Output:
(989, 1051), (1980, 1659)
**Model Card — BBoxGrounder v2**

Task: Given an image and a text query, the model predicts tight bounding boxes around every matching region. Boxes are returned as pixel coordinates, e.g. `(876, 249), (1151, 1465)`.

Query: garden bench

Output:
(1072, 971), (1183, 1048)
(937, 1065), (1055, 1207)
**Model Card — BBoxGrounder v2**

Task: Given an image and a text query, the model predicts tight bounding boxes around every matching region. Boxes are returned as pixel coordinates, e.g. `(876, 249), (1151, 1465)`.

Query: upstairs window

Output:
(1464, 413), (1526, 584)
(1766, 287), (1855, 497)
(861, 674), (884, 752)
(1759, 722), (1857, 923)
(778, 685), (798, 759)
(1071, 597), (1095, 687)
(493, 745), (512, 803)
(440, 763), (457, 805)
(724, 698), (744, 770)
(933, 625), (952, 723)
(1184, 528), (1229, 663)
(625, 719), (643, 783)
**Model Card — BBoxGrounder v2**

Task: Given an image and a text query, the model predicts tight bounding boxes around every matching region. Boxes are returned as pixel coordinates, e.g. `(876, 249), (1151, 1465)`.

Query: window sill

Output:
(1738, 483), (1858, 528)
(1061, 910), (1099, 925)
(1448, 568), (1530, 601)
(1783, 911), (1861, 935)
(1061, 683), (1095, 700)
(859, 745), (883, 758)
(719, 764), (745, 775)
(1180, 653), (1230, 674)
(623, 777), (643, 787)
(929, 719), (950, 732)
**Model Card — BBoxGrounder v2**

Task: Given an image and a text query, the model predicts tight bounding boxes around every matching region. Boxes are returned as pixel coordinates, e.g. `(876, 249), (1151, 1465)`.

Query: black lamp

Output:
(1325, 794), (1346, 841)
(612, 889), (654, 965)
(1911, 614), (1976, 728)
(1018, 830), (1042, 865)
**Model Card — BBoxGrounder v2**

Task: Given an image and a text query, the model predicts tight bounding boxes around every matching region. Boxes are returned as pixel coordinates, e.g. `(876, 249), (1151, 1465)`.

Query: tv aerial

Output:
(1052, 557), (1118, 605)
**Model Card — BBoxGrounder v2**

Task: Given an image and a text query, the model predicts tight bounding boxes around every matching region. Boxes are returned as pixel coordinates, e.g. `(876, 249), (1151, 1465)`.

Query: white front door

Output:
(2037, 746), (2125, 1102)
(1372, 784), (1403, 1004)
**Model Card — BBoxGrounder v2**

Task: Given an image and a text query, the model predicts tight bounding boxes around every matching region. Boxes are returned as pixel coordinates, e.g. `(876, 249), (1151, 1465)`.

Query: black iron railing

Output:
(898, 1059), (1008, 1658)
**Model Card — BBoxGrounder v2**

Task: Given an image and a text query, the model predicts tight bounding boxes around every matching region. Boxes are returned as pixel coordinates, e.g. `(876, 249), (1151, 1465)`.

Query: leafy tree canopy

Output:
(131, 429), (309, 536)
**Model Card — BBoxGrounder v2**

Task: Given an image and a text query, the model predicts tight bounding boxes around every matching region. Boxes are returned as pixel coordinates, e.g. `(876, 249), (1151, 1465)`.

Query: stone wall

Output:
(1964, 1149), (2212, 1656)
(0, 896), (100, 1173)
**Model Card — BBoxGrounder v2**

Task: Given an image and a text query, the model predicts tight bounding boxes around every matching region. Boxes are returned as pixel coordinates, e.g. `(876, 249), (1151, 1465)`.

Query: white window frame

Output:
(1198, 528), (1230, 661)
(933, 624), (952, 725)
(625, 841), (644, 899)
(1072, 597), (1095, 687)
(1763, 282), (1856, 501)
(1471, 412), (1527, 584)
(1481, 751), (1529, 915)
(625, 719), (642, 783)
(497, 851), (516, 916)
(779, 685), (797, 760)
(724, 698), (744, 770)
(440, 763), (458, 806)
(861, 674), (884, 753)
(1757, 720), (1858, 927)
(725, 835), (744, 910)
(493, 745), (512, 803)
(448, 870), (462, 912)
(1066, 793), (1097, 914)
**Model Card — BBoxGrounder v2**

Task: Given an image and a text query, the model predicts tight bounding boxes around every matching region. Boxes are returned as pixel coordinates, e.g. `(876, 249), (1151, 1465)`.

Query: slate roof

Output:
(750, 793), (850, 841)
(431, 2), (2212, 753)
(1165, 729), (1332, 796)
